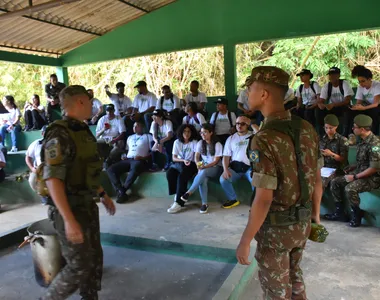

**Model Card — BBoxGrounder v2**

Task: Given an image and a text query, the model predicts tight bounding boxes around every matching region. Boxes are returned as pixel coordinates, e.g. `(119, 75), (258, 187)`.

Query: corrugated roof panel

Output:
(0, 0), (177, 56)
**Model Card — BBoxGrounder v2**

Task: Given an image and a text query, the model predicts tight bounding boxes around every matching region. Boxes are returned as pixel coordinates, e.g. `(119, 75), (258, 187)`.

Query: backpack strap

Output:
(194, 114), (200, 124)
(227, 111), (233, 128)
(299, 84), (304, 95)
(327, 82), (333, 101)
(339, 79), (344, 96)
(160, 96), (164, 108)
(310, 81), (316, 94)
(211, 112), (219, 125)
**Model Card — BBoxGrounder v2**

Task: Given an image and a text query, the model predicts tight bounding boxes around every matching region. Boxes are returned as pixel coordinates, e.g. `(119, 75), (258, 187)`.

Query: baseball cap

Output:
(105, 104), (115, 111)
(134, 81), (147, 88)
(296, 69), (313, 78)
(214, 98), (228, 105)
(327, 67), (341, 75)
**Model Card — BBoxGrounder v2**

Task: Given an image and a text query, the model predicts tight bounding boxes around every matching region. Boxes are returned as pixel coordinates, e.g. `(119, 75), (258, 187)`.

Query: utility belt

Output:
(264, 205), (311, 226)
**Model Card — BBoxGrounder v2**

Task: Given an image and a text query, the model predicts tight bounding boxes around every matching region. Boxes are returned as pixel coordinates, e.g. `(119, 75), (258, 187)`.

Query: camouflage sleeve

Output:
(339, 136), (349, 162)
(369, 141), (380, 169)
(250, 134), (277, 190)
(42, 125), (76, 181)
(316, 135), (324, 170)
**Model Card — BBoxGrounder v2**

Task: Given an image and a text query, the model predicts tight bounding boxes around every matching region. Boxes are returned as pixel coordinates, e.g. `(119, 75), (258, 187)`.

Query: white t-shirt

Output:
(26, 139), (43, 167)
(133, 92), (157, 113)
(0, 150), (5, 170)
(173, 139), (198, 162)
(210, 111), (237, 135)
(320, 80), (354, 104)
(91, 98), (103, 118)
(156, 95), (180, 112)
(182, 113), (206, 132)
(185, 92), (207, 111)
(6, 108), (21, 125)
(295, 82), (321, 105)
(149, 120), (173, 139)
(126, 134), (153, 158)
(96, 115), (126, 139)
(355, 80), (380, 105)
(237, 88), (249, 110)
(109, 94), (132, 116)
(223, 132), (252, 166)
(196, 140), (223, 166)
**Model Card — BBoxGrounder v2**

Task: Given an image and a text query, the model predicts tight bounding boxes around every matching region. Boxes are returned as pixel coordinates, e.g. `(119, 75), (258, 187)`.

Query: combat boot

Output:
(349, 206), (363, 227)
(324, 202), (349, 222)
(116, 189), (128, 204)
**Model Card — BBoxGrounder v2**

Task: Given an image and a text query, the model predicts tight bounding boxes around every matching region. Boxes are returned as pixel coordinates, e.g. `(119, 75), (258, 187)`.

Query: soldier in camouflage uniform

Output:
(236, 66), (323, 300)
(328, 114), (380, 227)
(320, 114), (349, 187)
(40, 85), (116, 300)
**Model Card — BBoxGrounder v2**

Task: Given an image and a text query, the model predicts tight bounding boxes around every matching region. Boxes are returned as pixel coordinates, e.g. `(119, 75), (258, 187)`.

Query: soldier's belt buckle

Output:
(297, 207), (310, 221)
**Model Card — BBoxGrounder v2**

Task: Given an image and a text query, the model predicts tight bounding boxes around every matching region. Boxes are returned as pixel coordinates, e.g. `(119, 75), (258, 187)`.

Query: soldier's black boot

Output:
(324, 202), (349, 222)
(349, 206), (363, 227)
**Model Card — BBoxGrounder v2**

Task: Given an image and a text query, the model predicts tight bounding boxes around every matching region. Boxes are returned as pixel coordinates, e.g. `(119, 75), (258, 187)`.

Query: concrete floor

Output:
(2, 198), (380, 299)
(0, 245), (234, 300)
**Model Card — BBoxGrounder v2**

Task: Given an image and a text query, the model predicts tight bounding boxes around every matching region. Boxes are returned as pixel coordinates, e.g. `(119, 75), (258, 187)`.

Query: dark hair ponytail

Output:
(352, 65), (373, 79)
(200, 123), (217, 156)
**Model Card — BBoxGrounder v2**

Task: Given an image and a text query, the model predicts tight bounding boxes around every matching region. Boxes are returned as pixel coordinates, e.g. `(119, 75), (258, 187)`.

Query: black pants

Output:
(107, 158), (149, 193)
(294, 106), (316, 127)
(152, 139), (174, 167)
(24, 110), (46, 130)
(217, 134), (230, 145)
(166, 161), (197, 206)
(0, 169), (5, 183)
(47, 102), (61, 122)
(347, 107), (380, 135)
(316, 106), (350, 137)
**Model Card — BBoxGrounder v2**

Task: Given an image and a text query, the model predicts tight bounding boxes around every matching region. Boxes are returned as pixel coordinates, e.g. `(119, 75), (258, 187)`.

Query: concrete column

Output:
(56, 67), (69, 86)
(223, 43), (237, 109)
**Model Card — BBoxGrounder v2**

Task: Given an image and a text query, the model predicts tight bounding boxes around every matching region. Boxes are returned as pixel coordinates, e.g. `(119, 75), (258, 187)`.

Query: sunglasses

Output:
(236, 122), (248, 126)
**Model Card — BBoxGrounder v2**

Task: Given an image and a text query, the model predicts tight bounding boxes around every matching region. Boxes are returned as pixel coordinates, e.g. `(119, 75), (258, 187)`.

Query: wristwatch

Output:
(98, 190), (106, 198)
(353, 174), (358, 180)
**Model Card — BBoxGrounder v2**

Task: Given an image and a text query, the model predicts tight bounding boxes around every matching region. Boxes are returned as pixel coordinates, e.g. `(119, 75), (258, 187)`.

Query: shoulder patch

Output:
(45, 138), (63, 165)
(248, 149), (260, 163)
(372, 146), (380, 152)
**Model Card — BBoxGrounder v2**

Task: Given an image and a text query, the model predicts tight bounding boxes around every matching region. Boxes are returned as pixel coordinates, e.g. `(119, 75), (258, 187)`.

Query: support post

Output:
(223, 43), (237, 109)
(56, 66), (69, 85)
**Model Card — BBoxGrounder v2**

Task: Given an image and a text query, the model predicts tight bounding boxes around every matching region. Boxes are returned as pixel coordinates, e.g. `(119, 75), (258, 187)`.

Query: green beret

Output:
(354, 114), (372, 127)
(324, 114), (339, 126)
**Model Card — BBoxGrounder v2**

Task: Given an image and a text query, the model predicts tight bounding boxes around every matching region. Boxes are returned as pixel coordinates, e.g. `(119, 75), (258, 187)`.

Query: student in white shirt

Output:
(157, 85), (182, 129)
(25, 126), (49, 203)
(237, 76), (264, 125)
(96, 104), (126, 168)
(107, 121), (153, 203)
(105, 82), (132, 117)
(317, 67), (354, 137)
(150, 109), (174, 171)
(87, 89), (104, 125)
(24, 94), (46, 130)
(184, 80), (208, 118)
(294, 69), (321, 127)
(210, 98), (236, 145)
(0, 95), (22, 152)
(219, 115), (254, 208)
(350, 65), (380, 135)
(131, 80), (157, 130)
(182, 102), (206, 132)
(167, 124), (199, 213)
(180, 123), (223, 214)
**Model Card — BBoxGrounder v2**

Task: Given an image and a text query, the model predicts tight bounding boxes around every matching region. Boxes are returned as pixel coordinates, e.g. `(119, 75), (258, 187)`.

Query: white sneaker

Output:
(10, 147), (18, 152)
(167, 202), (183, 214)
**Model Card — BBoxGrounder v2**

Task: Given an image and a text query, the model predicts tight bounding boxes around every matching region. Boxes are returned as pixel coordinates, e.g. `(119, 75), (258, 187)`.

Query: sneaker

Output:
(222, 200), (240, 209)
(181, 192), (190, 202)
(10, 147), (18, 153)
(149, 163), (160, 172)
(167, 202), (183, 214)
(200, 204), (208, 214)
(116, 189), (128, 204)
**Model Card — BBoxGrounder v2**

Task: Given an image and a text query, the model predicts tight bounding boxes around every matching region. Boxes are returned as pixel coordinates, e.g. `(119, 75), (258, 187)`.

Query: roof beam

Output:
(0, 8), (102, 36)
(117, 0), (149, 13)
(0, 49), (61, 66)
(0, 44), (61, 56)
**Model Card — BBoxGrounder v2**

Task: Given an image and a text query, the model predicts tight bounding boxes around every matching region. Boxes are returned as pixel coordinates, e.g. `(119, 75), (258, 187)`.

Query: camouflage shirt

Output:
(355, 132), (380, 174)
(42, 117), (77, 182)
(250, 110), (322, 212)
(320, 133), (349, 169)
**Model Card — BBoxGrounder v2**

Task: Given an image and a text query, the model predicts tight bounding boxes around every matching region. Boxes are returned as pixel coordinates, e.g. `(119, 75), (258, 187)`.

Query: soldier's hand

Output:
(65, 219), (84, 244)
(101, 194), (116, 216)
(236, 242), (251, 265)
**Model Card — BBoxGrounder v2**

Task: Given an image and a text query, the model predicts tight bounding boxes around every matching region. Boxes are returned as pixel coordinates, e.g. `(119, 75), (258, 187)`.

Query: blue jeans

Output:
(188, 166), (222, 205)
(220, 168), (254, 201)
(0, 124), (21, 148)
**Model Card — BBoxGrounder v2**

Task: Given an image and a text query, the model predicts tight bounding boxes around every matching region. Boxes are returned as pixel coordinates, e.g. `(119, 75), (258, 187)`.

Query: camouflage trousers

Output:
(255, 222), (310, 300)
(42, 200), (103, 300)
(330, 175), (380, 207)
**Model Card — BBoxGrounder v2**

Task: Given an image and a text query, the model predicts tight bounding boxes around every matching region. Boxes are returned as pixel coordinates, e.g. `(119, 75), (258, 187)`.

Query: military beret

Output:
(354, 114), (372, 127)
(246, 66), (289, 87)
(324, 114), (339, 126)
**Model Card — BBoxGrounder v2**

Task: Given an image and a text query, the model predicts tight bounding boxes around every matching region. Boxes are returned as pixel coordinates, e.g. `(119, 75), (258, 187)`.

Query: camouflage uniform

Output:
(41, 117), (103, 300)
(251, 110), (321, 300)
(319, 133), (349, 187)
(330, 132), (380, 207)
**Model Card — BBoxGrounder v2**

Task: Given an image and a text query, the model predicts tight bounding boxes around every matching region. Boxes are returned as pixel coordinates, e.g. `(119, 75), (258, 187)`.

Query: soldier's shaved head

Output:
(59, 85), (92, 120)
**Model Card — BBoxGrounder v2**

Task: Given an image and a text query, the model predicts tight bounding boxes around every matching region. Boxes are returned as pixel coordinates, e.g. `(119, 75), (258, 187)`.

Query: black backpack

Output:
(211, 111), (233, 128)
(327, 79), (344, 101)
(299, 81), (316, 95)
